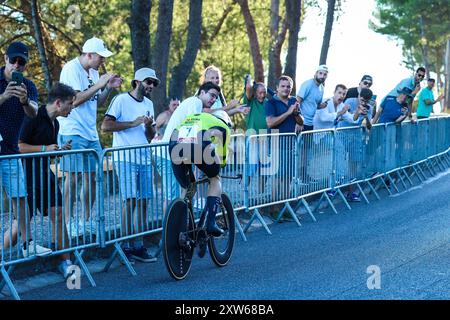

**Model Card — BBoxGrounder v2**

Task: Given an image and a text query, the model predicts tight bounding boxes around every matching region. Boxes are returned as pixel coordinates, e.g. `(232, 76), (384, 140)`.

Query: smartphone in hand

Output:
(11, 71), (23, 86)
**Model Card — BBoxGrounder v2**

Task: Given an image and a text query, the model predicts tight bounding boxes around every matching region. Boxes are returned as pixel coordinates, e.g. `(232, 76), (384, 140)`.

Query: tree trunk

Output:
(445, 38), (450, 111)
(169, 0), (202, 100)
(236, 0), (264, 82)
(30, 0), (52, 91)
(151, 0), (174, 115)
(284, 0), (302, 94)
(419, 15), (431, 79)
(319, 0), (336, 65)
(267, 0), (288, 91)
(128, 0), (152, 71)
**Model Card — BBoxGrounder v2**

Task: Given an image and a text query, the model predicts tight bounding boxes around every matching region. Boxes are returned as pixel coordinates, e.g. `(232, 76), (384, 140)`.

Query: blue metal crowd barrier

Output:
(1, 116), (450, 299)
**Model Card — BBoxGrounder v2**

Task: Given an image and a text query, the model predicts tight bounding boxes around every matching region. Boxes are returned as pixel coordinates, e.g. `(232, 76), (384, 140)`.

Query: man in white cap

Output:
(296, 64), (328, 131)
(58, 36), (123, 235)
(101, 67), (157, 264)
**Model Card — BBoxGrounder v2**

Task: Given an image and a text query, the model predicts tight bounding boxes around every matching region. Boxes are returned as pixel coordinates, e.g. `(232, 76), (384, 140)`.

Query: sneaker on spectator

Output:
(120, 247), (136, 265)
(130, 246), (157, 263)
(21, 240), (52, 257)
(346, 192), (361, 202)
(58, 260), (74, 279)
(326, 190), (337, 198)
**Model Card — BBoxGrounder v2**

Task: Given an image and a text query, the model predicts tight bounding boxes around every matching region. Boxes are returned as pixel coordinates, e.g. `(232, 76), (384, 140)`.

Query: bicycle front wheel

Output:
(208, 193), (235, 267)
(162, 199), (195, 280)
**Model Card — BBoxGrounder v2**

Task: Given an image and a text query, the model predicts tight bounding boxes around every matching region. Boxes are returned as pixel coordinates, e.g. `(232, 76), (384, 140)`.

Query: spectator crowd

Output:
(0, 37), (445, 278)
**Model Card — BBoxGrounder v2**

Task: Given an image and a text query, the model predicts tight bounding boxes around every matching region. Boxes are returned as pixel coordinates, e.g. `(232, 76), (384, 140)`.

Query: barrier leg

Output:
(387, 174), (400, 193)
(243, 208), (272, 235)
(285, 203), (302, 227)
(425, 160), (436, 176)
(1, 265), (20, 300)
(365, 180), (380, 200)
(417, 163), (428, 179)
(377, 176), (392, 195)
(412, 165), (424, 183)
(153, 238), (163, 258)
(313, 193), (326, 213)
(105, 242), (137, 276)
(402, 168), (414, 186)
(337, 188), (352, 210)
(396, 171), (408, 190)
(356, 183), (369, 204)
(74, 249), (96, 287)
(323, 192), (338, 214)
(300, 197), (317, 222)
(234, 210), (248, 242)
(103, 248), (118, 272)
(437, 157), (446, 171)
(276, 202), (301, 227)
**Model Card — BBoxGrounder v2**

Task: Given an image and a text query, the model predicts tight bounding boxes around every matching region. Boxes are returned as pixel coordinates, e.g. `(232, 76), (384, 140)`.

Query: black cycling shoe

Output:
(197, 229), (208, 258)
(207, 223), (224, 237)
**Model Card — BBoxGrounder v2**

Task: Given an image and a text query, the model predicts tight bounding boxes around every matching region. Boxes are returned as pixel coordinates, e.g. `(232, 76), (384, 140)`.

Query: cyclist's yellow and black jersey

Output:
(174, 113), (231, 167)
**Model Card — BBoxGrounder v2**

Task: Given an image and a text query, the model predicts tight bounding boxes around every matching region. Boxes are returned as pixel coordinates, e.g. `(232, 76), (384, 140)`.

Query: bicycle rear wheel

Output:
(208, 193), (235, 267)
(162, 199), (195, 280)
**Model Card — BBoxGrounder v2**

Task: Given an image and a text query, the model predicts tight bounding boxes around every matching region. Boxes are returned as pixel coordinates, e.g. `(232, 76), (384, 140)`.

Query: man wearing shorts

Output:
(102, 67), (158, 263)
(1, 41), (51, 257)
(58, 37), (123, 232)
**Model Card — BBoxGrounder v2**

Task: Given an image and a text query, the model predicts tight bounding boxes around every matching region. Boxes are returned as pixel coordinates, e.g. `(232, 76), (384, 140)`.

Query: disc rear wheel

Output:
(208, 193), (235, 267)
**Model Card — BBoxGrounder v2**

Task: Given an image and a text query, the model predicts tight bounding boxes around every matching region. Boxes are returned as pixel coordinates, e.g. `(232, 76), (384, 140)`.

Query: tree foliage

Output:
(372, 0), (450, 75)
(0, 0), (314, 146)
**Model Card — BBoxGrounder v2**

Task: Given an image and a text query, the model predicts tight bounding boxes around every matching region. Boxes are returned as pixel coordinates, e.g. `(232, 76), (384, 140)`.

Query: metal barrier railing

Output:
(1, 116), (450, 299)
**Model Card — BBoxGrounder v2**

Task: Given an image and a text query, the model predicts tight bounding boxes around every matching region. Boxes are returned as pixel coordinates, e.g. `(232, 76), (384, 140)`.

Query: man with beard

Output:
(59, 37), (123, 236)
(296, 65), (328, 131)
(101, 67), (157, 264)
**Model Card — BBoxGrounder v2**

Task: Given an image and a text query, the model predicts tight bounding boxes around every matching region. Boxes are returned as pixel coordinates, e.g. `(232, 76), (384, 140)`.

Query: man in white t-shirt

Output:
(101, 67), (157, 263)
(155, 82), (221, 203)
(58, 36), (123, 234)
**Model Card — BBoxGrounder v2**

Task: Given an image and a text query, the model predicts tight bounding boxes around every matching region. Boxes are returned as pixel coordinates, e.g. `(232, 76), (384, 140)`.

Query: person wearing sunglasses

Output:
(1, 41), (53, 257)
(101, 67), (158, 264)
(381, 67), (426, 122)
(344, 74), (374, 101)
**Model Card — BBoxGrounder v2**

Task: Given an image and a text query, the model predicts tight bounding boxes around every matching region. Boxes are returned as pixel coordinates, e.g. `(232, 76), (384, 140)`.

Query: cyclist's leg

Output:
(196, 160), (223, 236)
(169, 140), (192, 199)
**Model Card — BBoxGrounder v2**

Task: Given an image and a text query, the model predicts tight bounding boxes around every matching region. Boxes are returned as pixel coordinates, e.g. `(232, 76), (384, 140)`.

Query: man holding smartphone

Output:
(58, 37), (123, 236)
(0, 41), (52, 257)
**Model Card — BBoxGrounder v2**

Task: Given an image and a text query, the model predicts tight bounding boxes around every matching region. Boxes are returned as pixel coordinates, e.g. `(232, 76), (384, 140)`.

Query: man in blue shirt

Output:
(385, 67), (425, 99)
(296, 65), (328, 131)
(263, 75), (299, 216)
(264, 75), (299, 133)
(0, 41), (52, 257)
(372, 87), (412, 124)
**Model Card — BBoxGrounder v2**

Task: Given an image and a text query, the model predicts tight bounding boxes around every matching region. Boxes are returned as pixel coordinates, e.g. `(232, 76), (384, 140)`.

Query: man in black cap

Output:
(372, 87), (412, 124)
(0, 41), (52, 257)
(345, 75), (374, 100)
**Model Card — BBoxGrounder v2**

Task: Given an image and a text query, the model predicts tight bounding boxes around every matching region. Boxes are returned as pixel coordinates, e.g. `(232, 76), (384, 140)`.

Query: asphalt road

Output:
(19, 168), (450, 300)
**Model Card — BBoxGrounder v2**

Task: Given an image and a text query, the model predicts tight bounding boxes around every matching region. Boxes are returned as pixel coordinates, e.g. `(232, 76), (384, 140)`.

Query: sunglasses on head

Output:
(9, 56), (26, 67)
(144, 78), (158, 86)
(363, 81), (372, 87)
